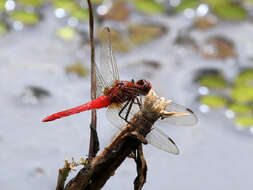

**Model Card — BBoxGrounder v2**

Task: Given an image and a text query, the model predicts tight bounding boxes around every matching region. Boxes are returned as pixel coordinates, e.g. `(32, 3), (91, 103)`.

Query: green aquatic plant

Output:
(71, 9), (89, 21)
(229, 104), (252, 115)
(231, 86), (253, 104)
(198, 75), (227, 89)
(235, 116), (253, 128)
(0, 22), (7, 35)
(54, 0), (79, 13)
(234, 70), (253, 87)
(175, 0), (199, 12)
(212, 2), (248, 21)
(10, 11), (40, 25)
(0, 0), (5, 11)
(17, 0), (43, 7)
(128, 24), (166, 45)
(133, 0), (165, 14)
(200, 95), (227, 108)
(57, 26), (77, 41)
(176, 0), (248, 21)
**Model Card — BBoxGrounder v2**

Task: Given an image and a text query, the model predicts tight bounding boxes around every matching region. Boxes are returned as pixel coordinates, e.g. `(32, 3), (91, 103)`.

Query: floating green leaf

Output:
(92, 0), (104, 4)
(229, 104), (252, 115)
(70, 9), (89, 21)
(0, 22), (7, 35)
(235, 70), (253, 87)
(200, 95), (227, 108)
(212, 2), (248, 21)
(17, 0), (43, 7)
(175, 0), (199, 12)
(231, 86), (253, 103)
(202, 0), (225, 7)
(245, 0), (253, 4)
(235, 116), (253, 128)
(198, 75), (227, 89)
(129, 24), (166, 45)
(54, 0), (79, 13)
(65, 62), (88, 77)
(0, 1), (5, 11)
(57, 26), (76, 41)
(11, 11), (40, 25)
(133, 0), (165, 14)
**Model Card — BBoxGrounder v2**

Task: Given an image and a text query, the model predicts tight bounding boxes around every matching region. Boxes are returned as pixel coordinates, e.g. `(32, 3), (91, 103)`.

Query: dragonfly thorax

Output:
(104, 80), (152, 104)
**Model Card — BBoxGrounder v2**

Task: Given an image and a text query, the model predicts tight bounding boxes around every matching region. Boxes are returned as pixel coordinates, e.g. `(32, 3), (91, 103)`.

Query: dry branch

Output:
(64, 90), (171, 190)
(87, 0), (99, 158)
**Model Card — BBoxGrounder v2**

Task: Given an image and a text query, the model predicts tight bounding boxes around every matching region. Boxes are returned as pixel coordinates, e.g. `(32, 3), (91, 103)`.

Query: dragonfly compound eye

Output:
(136, 80), (145, 85)
(137, 80), (152, 95)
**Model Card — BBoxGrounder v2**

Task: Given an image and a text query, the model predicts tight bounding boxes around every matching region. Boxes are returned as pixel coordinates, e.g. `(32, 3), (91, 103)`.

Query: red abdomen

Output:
(42, 95), (111, 122)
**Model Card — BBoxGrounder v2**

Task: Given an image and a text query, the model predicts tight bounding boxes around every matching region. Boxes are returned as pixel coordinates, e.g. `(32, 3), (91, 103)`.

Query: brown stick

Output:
(87, 0), (99, 158)
(56, 160), (72, 190)
(134, 145), (147, 190)
(64, 90), (169, 190)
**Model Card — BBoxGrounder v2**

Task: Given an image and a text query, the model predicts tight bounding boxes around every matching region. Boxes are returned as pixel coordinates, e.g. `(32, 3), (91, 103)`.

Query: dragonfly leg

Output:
(135, 97), (142, 110)
(124, 99), (134, 123)
(118, 100), (131, 123)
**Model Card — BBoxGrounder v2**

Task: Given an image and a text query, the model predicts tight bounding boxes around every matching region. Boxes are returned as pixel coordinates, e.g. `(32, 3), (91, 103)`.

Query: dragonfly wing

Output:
(161, 102), (198, 126)
(96, 64), (107, 97)
(106, 100), (141, 129)
(99, 27), (119, 87)
(146, 127), (179, 154)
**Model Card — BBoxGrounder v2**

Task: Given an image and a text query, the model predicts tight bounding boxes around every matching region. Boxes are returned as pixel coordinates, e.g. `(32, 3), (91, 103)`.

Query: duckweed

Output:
(229, 104), (252, 115)
(11, 11), (40, 25)
(0, 1), (5, 11)
(0, 22), (7, 35)
(71, 9), (89, 21)
(212, 2), (248, 21)
(234, 70), (253, 87)
(54, 0), (79, 13)
(175, 0), (199, 12)
(129, 24), (166, 45)
(231, 86), (253, 104)
(57, 27), (76, 41)
(200, 95), (227, 108)
(18, 0), (43, 7)
(235, 116), (253, 128)
(133, 0), (165, 14)
(198, 75), (227, 89)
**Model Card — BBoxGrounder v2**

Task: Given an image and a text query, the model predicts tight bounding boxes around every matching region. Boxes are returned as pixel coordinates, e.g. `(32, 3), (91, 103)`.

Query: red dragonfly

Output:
(42, 27), (197, 154)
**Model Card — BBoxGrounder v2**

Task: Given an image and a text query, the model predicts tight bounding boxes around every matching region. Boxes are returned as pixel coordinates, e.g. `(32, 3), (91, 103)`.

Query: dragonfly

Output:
(42, 27), (198, 154)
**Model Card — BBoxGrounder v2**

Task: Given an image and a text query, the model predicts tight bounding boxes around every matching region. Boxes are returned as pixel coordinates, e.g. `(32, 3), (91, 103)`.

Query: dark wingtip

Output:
(186, 108), (194, 114)
(105, 27), (110, 32)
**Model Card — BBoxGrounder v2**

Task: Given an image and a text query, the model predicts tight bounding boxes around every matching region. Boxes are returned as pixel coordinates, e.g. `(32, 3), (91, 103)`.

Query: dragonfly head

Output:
(136, 79), (152, 95)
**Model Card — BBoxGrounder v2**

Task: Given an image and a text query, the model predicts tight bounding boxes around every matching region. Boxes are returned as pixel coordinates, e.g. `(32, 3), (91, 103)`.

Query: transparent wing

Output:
(106, 98), (182, 154)
(106, 101), (140, 130)
(160, 102), (198, 126)
(96, 65), (107, 97)
(106, 102), (179, 154)
(98, 27), (119, 88)
(146, 127), (179, 154)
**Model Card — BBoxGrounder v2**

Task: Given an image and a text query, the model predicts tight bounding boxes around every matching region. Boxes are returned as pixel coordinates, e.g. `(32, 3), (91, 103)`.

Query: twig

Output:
(87, 0), (99, 158)
(56, 160), (73, 190)
(64, 90), (170, 190)
(134, 145), (147, 190)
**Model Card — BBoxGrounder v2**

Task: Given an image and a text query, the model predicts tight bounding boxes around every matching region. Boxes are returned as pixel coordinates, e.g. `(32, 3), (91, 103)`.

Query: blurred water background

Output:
(1, 0), (253, 189)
